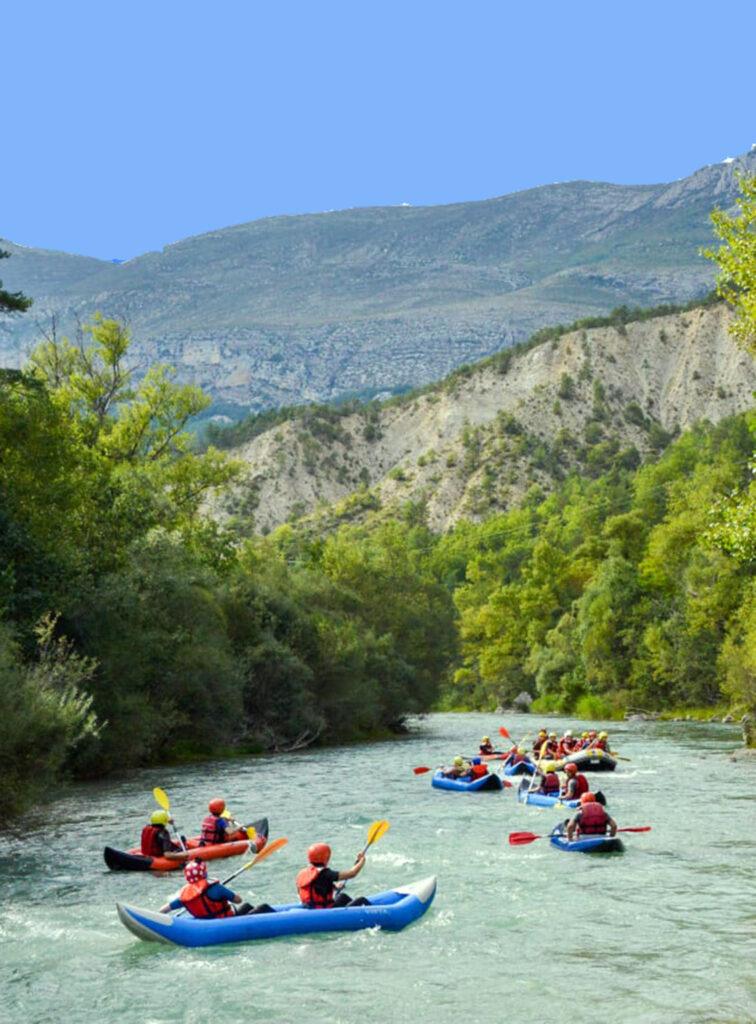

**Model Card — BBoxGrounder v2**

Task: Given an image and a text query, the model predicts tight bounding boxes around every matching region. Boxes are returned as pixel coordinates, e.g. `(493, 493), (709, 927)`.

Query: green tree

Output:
(706, 173), (756, 354)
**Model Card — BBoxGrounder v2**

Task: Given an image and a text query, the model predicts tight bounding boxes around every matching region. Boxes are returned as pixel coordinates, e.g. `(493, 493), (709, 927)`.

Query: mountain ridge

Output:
(2, 148), (754, 409)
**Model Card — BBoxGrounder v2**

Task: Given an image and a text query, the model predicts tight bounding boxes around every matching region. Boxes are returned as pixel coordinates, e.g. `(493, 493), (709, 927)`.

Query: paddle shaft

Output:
(153, 787), (187, 852)
(335, 821), (389, 895)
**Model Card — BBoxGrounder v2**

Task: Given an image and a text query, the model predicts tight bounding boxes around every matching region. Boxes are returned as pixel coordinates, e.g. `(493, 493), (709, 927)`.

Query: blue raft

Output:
(116, 876), (437, 948)
(502, 759), (535, 777)
(549, 822), (624, 854)
(431, 770), (503, 792)
(516, 779), (579, 809)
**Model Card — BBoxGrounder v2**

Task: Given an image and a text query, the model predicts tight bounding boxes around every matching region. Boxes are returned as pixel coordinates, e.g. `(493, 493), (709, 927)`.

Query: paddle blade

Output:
(413, 766), (432, 775)
(618, 826), (651, 834)
(153, 787), (170, 811)
(508, 831), (542, 846)
(252, 836), (288, 865)
(245, 827), (257, 841)
(365, 820), (390, 850)
(498, 726), (511, 740)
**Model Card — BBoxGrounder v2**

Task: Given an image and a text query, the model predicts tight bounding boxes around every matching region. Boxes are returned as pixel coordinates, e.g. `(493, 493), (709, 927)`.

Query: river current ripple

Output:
(1, 713), (754, 1024)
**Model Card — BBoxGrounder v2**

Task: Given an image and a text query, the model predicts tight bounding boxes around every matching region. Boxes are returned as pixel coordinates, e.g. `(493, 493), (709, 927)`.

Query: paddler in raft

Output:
(159, 858), (274, 918)
(560, 761), (589, 801)
(297, 843), (371, 909)
(566, 793), (618, 840)
(557, 729), (579, 758)
(502, 745), (530, 770)
(441, 755), (473, 779)
(141, 809), (183, 858)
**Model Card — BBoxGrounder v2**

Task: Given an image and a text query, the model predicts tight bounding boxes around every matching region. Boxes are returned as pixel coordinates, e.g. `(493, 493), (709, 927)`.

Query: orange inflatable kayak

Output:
(103, 817), (268, 872)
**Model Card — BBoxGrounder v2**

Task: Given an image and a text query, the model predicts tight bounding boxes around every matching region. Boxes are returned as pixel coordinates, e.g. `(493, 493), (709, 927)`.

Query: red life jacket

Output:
(140, 825), (163, 857)
(541, 773), (560, 794)
(179, 879), (234, 919)
(200, 813), (224, 846)
(563, 774), (589, 800)
(296, 866), (334, 908)
(470, 763), (488, 778)
(578, 802), (608, 835)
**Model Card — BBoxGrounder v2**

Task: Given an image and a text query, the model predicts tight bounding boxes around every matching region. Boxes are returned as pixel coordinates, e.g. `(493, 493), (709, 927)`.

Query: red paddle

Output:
(412, 765), (512, 787)
(498, 726), (511, 741)
(508, 826), (651, 846)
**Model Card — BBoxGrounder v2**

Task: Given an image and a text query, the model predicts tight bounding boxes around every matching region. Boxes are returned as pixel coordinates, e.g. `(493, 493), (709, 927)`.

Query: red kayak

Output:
(104, 818), (268, 872)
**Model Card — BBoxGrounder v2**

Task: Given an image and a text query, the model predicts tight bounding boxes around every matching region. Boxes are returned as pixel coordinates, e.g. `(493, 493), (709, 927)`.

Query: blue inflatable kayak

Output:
(116, 876), (437, 948)
(549, 822), (624, 854)
(431, 770), (503, 792)
(502, 759), (535, 777)
(516, 779), (579, 809)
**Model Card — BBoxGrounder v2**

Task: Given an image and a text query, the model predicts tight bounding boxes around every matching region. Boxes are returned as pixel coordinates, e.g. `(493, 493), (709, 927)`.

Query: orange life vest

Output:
(578, 802), (608, 835)
(541, 773), (560, 794)
(296, 865), (334, 908)
(179, 879), (234, 919)
(470, 762), (488, 778)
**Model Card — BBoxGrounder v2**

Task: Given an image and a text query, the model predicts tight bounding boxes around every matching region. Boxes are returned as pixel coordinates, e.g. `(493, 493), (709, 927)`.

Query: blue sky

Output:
(4, 0), (755, 260)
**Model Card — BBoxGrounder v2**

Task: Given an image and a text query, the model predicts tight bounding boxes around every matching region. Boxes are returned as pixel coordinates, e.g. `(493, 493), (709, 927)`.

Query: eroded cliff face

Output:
(2, 149), (754, 408)
(219, 303), (756, 533)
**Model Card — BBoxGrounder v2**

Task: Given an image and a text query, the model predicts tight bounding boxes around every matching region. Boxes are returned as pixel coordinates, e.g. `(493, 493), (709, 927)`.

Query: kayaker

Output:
(199, 798), (232, 846)
(536, 762), (560, 796)
(141, 810), (182, 857)
(159, 858), (274, 918)
(566, 793), (618, 839)
(442, 755), (472, 779)
(297, 843), (370, 909)
(560, 762), (589, 801)
(468, 756), (489, 779)
(503, 746), (530, 769)
(479, 736), (496, 755)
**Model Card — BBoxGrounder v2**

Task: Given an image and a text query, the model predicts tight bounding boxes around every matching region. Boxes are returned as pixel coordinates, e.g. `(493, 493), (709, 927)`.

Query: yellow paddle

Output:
(222, 809), (257, 843)
(153, 786), (187, 851)
(335, 820), (390, 897)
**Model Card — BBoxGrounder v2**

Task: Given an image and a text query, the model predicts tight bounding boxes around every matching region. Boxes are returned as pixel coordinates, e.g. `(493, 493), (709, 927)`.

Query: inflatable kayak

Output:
(104, 818), (269, 872)
(516, 779), (579, 809)
(502, 759), (536, 777)
(549, 822), (624, 854)
(555, 749), (616, 773)
(117, 876), (437, 948)
(432, 770), (503, 792)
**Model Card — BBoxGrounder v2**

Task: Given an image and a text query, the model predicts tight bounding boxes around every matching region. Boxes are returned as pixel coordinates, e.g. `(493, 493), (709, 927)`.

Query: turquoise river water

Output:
(1, 713), (754, 1024)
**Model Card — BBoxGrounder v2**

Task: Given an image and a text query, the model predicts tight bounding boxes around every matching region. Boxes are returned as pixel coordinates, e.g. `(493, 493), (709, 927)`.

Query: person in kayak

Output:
(141, 810), (182, 857)
(503, 746), (530, 769)
(535, 761), (561, 796)
(159, 859), (274, 918)
(442, 755), (473, 779)
(479, 736), (496, 755)
(566, 793), (618, 839)
(297, 843), (370, 909)
(468, 756), (489, 778)
(199, 798), (232, 846)
(560, 761), (589, 801)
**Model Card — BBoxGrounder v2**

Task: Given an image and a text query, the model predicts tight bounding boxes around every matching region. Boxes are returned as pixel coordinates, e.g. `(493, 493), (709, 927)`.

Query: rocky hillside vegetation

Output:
(2, 148), (755, 409)
(215, 301), (756, 533)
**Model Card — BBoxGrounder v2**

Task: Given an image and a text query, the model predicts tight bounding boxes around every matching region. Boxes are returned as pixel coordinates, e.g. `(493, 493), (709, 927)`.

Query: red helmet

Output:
(184, 858), (208, 883)
(308, 843), (332, 866)
(208, 798), (225, 815)
(580, 792), (596, 805)
(564, 762), (578, 774)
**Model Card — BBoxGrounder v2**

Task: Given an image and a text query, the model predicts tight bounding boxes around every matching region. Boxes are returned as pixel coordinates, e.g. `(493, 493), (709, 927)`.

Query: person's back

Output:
(567, 793), (617, 840)
(538, 764), (560, 794)
(297, 843), (369, 909)
(199, 797), (229, 846)
(141, 810), (178, 856)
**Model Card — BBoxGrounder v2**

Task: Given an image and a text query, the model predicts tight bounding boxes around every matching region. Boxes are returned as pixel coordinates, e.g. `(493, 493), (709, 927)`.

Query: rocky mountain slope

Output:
(2, 148), (755, 409)
(217, 302), (756, 533)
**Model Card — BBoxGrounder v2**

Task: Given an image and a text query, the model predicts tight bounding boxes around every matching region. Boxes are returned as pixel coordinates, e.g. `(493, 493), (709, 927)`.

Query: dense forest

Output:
(0, 179), (754, 817)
